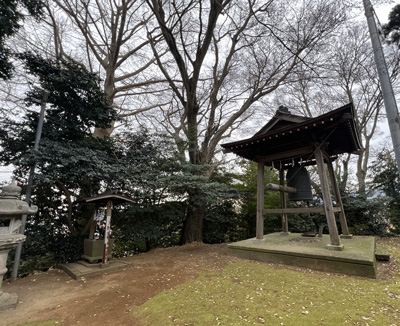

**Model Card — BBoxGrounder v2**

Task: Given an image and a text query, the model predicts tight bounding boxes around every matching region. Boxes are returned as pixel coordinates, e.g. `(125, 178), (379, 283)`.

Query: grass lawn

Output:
(135, 238), (400, 326)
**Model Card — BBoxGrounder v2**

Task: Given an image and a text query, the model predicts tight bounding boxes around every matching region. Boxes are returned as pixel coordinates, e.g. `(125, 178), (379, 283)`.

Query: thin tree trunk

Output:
(339, 155), (350, 193)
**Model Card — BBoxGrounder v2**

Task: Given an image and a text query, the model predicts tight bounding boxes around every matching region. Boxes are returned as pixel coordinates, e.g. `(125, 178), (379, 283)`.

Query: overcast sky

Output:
(375, 1), (399, 23)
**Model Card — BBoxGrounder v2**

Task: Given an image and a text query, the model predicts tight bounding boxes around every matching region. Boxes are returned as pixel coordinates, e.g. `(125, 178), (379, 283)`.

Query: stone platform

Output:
(228, 233), (377, 278)
(59, 259), (134, 280)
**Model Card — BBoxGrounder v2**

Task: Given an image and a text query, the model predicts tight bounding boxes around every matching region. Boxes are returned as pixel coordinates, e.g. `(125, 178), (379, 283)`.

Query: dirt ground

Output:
(0, 243), (232, 326)
(0, 241), (397, 326)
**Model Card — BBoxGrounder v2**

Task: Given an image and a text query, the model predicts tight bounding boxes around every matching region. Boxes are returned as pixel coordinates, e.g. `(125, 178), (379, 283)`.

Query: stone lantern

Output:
(0, 180), (37, 309)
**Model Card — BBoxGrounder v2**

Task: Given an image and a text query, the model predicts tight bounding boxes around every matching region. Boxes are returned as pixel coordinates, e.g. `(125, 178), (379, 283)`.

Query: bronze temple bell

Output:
(286, 165), (313, 201)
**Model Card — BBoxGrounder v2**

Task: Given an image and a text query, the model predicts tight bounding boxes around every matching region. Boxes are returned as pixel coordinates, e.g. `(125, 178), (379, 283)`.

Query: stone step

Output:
(375, 248), (390, 261)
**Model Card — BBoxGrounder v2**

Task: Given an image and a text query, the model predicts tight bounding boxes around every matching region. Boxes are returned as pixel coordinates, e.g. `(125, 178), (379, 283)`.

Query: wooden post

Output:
(279, 169), (289, 234)
(326, 158), (351, 238)
(103, 200), (112, 263)
(256, 161), (265, 242)
(314, 146), (343, 250)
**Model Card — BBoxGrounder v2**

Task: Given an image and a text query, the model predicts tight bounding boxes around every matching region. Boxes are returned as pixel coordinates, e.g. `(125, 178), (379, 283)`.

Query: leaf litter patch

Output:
(289, 237), (321, 243)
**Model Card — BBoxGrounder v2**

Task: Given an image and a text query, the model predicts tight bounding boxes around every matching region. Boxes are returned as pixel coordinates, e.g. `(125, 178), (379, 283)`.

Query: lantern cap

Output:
(0, 180), (21, 199)
(0, 180), (38, 216)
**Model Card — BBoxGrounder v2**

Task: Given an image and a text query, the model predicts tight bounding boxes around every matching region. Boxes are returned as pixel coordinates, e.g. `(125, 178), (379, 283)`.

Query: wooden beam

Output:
(256, 162), (265, 240)
(263, 207), (342, 215)
(324, 152), (351, 236)
(315, 146), (341, 247)
(255, 146), (314, 163)
(266, 183), (296, 193)
(279, 169), (289, 233)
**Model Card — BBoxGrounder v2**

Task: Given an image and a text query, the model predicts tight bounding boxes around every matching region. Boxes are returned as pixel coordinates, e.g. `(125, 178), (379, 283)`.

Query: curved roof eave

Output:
(221, 103), (362, 165)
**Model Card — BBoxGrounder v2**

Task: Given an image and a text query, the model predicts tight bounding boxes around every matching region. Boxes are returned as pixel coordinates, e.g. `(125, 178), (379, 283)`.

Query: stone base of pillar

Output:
(327, 244), (344, 251)
(252, 237), (266, 244)
(0, 292), (18, 310)
(340, 234), (353, 239)
(280, 232), (291, 236)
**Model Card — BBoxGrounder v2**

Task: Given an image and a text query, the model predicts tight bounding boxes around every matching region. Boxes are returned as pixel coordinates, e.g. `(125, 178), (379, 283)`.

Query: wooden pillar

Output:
(256, 161), (265, 241)
(103, 200), (112, 263)
(279, 169), (289, 234)
(314, 146), (343, 250)
(326, 158), (351, 237)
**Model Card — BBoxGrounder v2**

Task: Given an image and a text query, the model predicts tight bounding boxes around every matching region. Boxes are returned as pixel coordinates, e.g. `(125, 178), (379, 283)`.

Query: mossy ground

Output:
(135, 238), (400, 326)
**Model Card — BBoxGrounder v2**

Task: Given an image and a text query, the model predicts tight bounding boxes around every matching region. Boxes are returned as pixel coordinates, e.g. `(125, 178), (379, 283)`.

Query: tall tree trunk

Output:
(93, 66), (116, 138)
(181, 191), (206, 244)
(356, 161), (367, 196)
(182, 102), (205, 243)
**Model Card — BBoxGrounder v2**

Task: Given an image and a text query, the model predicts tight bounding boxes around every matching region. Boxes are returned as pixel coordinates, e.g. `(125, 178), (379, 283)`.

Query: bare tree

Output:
(1, 1), (168, 137)
(49, 0), (168, 137)
(145, 0), (347, 243)
(273, 21), (400, 195)
(332, 25), (380, 195)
